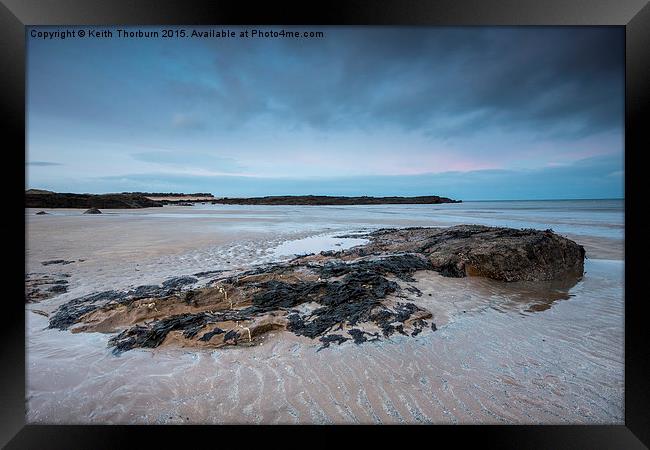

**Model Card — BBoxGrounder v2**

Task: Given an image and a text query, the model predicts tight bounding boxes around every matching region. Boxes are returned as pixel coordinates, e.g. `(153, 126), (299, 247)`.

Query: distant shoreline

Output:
(25, 190), (460, 208)
(26, 189), (622, 209)
(209, 195), (460, 206)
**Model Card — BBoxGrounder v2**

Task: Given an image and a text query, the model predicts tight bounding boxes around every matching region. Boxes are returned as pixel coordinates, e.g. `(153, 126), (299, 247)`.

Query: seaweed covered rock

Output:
(25, 273), (70, 303)
(317, 254), (433, 282)
(108, 310), (253, 354)
(48, 276), (199, 330)
(50, 254), (435, 354)
(95, 265), (432, 354)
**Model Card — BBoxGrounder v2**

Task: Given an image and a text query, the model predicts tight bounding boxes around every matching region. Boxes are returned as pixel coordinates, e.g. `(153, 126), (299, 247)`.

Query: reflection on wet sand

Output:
(409, 269), (583, 324)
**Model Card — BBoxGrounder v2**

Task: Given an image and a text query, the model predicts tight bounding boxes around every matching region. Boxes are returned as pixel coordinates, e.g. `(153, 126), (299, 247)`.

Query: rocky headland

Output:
(45, 225), (584, 355)
(26, 190), (162, 209)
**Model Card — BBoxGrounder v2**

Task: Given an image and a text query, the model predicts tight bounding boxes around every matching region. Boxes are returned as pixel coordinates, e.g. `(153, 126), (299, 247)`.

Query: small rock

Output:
(83, 207), (102, 214)
(47, 285), (67, 293)
(42, 259), (75, 266)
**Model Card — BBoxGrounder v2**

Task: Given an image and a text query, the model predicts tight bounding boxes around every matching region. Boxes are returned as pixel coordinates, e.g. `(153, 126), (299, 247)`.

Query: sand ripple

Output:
(26, 259), (623, 424)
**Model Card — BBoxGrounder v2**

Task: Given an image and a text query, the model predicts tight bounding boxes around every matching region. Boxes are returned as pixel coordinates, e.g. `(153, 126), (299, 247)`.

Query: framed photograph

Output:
(2, 0), (648, 447)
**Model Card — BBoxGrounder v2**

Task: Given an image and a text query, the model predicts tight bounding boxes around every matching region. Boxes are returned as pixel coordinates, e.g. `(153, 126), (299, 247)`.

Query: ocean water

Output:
(31, 198), (624, 237)
(131, 198), (626, 239)
(25, 199), (625, 424)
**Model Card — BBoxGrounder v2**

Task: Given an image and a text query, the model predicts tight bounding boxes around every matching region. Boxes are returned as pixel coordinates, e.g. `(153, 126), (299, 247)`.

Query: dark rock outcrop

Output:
(108, 311), (249, 354)
(47, 225), (584, 354)
(317, 254), (433, 282)
(361, 225), (585, 282)
(25, 273), (70, 302)
(192, 269), (225, 278)
(42, 259), (75, 266)
(162, 276), (198, 290)
(83, 207), (102, 214)
(48, 277), (198, 330)
(48, 290), (123, 329)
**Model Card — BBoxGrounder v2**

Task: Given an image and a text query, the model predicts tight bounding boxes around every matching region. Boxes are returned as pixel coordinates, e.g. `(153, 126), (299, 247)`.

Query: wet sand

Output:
(566, 234), (623, 260)
(25, 204), (624, 424)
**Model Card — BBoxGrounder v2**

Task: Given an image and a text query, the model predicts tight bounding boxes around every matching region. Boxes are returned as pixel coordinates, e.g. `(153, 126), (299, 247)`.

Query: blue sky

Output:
(26, 26), (624, 200)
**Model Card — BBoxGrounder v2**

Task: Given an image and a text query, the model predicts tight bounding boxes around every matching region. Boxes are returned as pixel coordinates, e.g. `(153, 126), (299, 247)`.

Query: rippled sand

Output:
(25, 205), (624, 424)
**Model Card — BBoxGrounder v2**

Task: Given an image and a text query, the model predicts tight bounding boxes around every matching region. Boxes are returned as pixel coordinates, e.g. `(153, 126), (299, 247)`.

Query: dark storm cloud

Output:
(27, 27), (624, 199)
(177, 27), (623, 138)
(28, 26), (623, 139)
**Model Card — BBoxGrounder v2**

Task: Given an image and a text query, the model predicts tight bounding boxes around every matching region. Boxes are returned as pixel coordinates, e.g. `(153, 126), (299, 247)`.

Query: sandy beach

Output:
(25, 200), (624, 424)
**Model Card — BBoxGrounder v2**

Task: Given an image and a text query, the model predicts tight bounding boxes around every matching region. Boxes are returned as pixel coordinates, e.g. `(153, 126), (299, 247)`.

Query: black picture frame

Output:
(2, 0), (648, 447)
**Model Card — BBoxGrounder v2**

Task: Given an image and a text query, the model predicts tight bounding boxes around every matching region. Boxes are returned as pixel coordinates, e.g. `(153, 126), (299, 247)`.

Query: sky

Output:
(26, 26), (624, 200)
